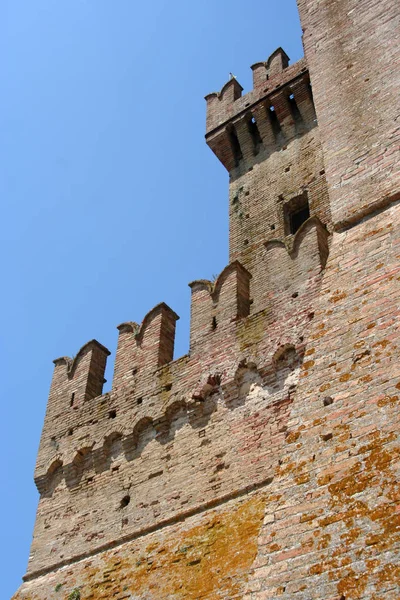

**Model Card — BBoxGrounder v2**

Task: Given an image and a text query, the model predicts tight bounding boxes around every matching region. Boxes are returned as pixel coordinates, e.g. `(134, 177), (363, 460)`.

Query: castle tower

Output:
(205, 47), (330, 316)
(13, 0), (400, 598)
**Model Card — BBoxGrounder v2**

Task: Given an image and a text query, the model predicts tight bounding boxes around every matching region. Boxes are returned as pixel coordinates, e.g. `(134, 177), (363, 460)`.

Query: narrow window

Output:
(227, 125), (243, 166)
(283, 193), (310, 235)
(247, 115), (262, 154)
(70, 392), (75, 407)
(268, 105), (281, 137)
(289, 93), (302, 123)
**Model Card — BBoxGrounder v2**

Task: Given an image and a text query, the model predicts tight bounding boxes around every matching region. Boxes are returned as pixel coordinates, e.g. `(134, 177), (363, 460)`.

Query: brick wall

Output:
(13, 0), (400, 597)
(297, 0), (400, 229)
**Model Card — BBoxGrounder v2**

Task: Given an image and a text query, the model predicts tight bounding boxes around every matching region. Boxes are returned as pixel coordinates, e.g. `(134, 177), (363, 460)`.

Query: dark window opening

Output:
(247, 114), (262, 154)
(284, 194), (310, 235)
(227, 125), (242, 166)
(70, 392), (75, 407)
(211, 316), (217, 331)
(268, 104), (281, 137)
(109, 409), (117, 419)
(289, 93), (302, 123)
(291, 206), (310, 233)
(137, 397), (143, 405)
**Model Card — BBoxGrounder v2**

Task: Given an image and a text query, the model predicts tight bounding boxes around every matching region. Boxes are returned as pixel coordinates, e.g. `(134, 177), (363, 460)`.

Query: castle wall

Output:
(13, 0), (400, 597)
(297, 0), (400, 229)
(14, 205), (400, 600)
(24, 215), (326, 578)
(245, 201), (400, 600)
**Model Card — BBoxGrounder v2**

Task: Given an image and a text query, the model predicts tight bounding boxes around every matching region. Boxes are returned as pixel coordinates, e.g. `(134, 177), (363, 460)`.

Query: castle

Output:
(13, 0), (400, 598)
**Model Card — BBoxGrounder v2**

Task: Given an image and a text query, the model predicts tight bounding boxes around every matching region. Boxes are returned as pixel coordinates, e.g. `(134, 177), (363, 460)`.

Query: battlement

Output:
(33, 215), (328, 510)
(28, 42), (332, 572)
(14, 2), (400, 598)
(113, 303), (179, 392)
(205, 50), (315, 171)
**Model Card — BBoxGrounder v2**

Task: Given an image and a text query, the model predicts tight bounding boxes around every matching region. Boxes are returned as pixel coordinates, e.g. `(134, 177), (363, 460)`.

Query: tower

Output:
(13, 0), (400, 598)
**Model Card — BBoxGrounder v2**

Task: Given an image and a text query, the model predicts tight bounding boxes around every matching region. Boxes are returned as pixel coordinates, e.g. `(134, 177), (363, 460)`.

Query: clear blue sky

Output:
(2, 1), (302, 596)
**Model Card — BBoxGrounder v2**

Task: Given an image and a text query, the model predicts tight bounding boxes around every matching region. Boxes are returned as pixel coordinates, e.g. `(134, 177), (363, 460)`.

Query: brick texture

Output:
(13, 1), (400, 598)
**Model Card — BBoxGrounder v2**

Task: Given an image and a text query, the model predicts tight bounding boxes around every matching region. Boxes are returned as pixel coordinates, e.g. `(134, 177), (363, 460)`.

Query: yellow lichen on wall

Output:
(14, 494), (266, 600)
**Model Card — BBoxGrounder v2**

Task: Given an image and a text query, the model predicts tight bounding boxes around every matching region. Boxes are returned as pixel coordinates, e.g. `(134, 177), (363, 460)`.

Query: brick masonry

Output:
(13, 0), (400, 598)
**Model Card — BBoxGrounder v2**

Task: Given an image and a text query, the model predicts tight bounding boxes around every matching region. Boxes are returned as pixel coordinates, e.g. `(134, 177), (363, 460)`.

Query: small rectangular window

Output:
(283, 193), (310, 235)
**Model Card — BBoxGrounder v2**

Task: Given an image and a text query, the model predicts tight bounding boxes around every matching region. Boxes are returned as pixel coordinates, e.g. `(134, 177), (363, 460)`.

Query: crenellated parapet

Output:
(189, 261), (251, 353)
(26, 45), (332, 582)
(113, 303), (179, 393)
(205, 50), (315, 171)
(33, 218), (329, 502)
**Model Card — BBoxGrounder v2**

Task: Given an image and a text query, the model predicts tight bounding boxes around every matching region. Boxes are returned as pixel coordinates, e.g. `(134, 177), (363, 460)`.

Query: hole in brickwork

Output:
(247, 114), (262, 154)
(283, 193), (310, 235)
(227, 124), (243, 166)
(137, 397), (143, 405)
(319, 169), (325, 175)
(70, 392), (75, 408)
(164, 383), (172, 392)
(199, 429), (206, 438)
(68, 428), (73, 436)
(270, 224), (275, 230)
(244, 239), (249, 246)
(148, 470), (163, 479)
(120, 495), (130, 509)
(284, 166), (291, 173)
(132, 367), (138, 376)
(109, 409), (117, 419)
(292, 292), (299, 298)
(323, 396), (334, 406)
(321, 432), (333, 442)
(211, 316), (217, 331)
(308, 312), (315, 320)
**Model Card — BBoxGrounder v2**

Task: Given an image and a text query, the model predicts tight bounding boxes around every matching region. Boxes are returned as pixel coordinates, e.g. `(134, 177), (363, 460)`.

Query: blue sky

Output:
(1, 1), (302, 596)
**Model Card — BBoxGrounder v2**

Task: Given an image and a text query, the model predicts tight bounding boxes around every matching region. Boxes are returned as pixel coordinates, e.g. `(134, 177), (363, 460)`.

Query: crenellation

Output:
(205, 53), (308, 138)
(14, 1), (400, 597)
(113, 302), (179, 393)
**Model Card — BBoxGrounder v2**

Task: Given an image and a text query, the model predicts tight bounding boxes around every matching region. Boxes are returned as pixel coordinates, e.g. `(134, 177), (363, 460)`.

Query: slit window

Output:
(227, 125), (242, 166)
(284, 193), (310, 235)
(288, 93), (302, 123)
(247, 114), (262, 154)
(268, 104), (281, 137)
